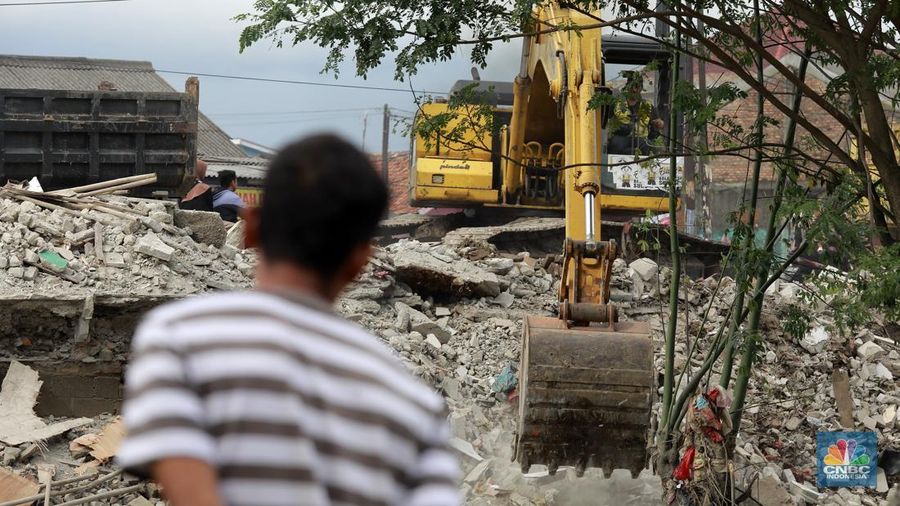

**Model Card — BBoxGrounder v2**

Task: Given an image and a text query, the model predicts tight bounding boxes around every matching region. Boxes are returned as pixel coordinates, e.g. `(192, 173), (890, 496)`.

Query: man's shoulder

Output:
(212, 189), (244, 207)
(136, 291), (446, 412)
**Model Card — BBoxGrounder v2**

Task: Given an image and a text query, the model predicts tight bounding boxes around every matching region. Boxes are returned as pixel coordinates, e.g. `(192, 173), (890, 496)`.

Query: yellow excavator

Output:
(414, 4), (659, 476)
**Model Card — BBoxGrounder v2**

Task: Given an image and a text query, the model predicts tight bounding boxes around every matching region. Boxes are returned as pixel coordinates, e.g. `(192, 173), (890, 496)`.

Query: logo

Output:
(438, 161), (471, 171)
(816, 432), (877, 488)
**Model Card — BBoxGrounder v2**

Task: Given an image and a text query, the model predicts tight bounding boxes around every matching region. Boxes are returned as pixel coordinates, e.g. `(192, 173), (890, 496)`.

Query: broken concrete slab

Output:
(857, 341), (886, 361)
(491, 291), (515, 308)
(752, 475), (794, 506)
(105, 252), (127, 268)
(0, 361), (91, 446)
(133, 232), (175, 262)
(449, 437), (483, 461)
(225, 220), (245, 250)
(800, 326), (829, 353)
(173, 209), (227, 248)
(629, 258), (658, 281)
(391, 248), (501, 298)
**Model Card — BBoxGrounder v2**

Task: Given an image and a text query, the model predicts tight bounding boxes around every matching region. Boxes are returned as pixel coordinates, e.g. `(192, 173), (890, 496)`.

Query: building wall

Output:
(369, 151), (415, 215)
(699, 74), (849, 237)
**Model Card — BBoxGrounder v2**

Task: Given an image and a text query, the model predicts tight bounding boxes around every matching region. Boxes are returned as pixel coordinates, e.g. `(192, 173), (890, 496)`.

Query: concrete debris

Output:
(0, 207), (895, 505)
(0, 361), (91, 446)
(174, 209), (227, 248)
(388, 241), (501, 298)
(799, 325), (830, 353)
(629, 257), (658, 281)
(857, 340), (886, 361)
(133, 232), (175, 262)
(449, 437), (484, 461)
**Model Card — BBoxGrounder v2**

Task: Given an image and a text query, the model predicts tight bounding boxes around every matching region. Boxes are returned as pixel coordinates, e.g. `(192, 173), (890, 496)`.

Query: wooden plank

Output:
(0, 468), (39, 502)
(832, 369), (855, 429)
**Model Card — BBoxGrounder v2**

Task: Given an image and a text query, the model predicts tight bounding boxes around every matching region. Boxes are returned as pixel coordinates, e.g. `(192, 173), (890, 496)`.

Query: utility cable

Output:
(0, 0), (129, 6)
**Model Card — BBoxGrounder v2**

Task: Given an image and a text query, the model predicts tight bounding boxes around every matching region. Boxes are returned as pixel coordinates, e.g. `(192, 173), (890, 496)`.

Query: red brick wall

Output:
(707, 73), (849, 183)
(369, 151), (415, 215)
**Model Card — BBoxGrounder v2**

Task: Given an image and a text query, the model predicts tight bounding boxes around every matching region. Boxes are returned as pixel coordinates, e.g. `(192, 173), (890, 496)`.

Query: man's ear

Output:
(240, 207), (261, 248)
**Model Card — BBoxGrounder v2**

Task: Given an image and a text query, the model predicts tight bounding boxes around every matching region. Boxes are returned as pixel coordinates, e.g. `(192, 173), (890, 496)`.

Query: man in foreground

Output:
(118, 134), (460, 506)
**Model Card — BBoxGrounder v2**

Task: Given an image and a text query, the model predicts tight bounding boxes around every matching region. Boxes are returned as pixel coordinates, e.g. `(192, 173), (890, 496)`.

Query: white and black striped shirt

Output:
(118, 291), (460, 506)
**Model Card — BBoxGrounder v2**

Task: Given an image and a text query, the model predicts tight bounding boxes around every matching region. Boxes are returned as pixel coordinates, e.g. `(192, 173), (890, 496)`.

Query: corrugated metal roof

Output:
(0, 54), (248, 159)
(206, 156), (269, 183)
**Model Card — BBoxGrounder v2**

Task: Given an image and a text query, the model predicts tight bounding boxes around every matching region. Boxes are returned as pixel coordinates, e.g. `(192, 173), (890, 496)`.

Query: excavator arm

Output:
(511, 4), (654, 478)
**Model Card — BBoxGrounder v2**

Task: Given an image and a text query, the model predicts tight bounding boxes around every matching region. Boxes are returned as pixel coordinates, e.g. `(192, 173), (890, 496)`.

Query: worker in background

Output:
(211, 169), (244, 222)
(117, 134), (460, 506)
(608, 72), (664, 155)
(179, 159), (213, 212)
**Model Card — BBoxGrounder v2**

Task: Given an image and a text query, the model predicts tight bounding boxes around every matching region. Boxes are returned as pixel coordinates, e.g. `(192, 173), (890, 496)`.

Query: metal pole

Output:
(382, 104), (390, 181)
(362, 111), (368, 152)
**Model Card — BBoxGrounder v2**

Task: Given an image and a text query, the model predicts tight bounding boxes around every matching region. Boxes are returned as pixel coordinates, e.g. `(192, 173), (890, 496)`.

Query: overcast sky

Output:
(0, 0), (523, 152)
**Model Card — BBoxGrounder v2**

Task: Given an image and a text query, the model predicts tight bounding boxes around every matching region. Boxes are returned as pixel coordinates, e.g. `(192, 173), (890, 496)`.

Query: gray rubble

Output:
(335, 236), (898, 505)
(0, 210), (896, 505)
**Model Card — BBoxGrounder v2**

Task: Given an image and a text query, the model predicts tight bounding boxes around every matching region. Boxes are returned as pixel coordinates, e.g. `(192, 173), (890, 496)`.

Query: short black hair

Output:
(260, 134), (388, 278)
(219, 170), (237, 188)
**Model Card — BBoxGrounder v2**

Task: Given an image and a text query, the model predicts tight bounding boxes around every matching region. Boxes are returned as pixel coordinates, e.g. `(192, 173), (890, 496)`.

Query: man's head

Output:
(195, 159), (208, 180)
(244, 134), (388, 299)
(623, 71), (643, 105)
(219, 170), (237, 191)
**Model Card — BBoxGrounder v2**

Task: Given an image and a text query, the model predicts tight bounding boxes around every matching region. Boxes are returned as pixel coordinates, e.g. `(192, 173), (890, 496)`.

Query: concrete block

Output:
(857, 341), (886, 361)
(174, 209), (227, 247)
(149, 210), (173, 225)
(105, 252), (127, 268)
(134, 232), (175, 262)
(629, 257), (659, 281)
(22, 266), (37, 281)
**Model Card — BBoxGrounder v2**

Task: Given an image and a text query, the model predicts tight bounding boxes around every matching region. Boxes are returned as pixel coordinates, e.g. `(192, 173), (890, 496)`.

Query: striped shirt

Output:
(118, 290), (460, 506)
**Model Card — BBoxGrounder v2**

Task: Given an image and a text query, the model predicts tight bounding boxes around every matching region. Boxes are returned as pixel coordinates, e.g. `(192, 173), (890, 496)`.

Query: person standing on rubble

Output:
(179, 159), (214, 212)
(117, 134), (460, 506)
(211, 169), (245, 222)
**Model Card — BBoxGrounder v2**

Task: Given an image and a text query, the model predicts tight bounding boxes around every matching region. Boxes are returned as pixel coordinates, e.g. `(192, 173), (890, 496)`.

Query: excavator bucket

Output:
(514, 315), (654, 478)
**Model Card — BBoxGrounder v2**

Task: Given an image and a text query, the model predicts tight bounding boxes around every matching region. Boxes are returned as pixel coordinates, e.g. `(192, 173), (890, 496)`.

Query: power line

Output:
(208, 107), (381, 117)
(156, 69), (448, 95)
(0, 0), (129, 6)
(217, 111), (373, 127)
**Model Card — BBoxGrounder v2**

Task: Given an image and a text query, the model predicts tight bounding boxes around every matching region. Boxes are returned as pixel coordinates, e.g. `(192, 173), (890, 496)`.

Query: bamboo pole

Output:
(2, 194), (118, 227)
(728, 0), (767, 437)
(0, 470), (121, 506)
(53, 484), (143, 506)
(658, 5), (682, 459)
(78, 175), (157, 197)
(51, 174), (155, 195)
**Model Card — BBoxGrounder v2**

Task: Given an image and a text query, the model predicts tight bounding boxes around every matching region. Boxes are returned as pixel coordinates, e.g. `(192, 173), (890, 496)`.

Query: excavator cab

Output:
(409, 34), (675, 219)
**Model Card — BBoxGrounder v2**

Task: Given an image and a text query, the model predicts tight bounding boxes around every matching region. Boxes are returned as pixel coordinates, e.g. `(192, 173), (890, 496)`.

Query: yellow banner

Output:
(236, 188), (263, 207)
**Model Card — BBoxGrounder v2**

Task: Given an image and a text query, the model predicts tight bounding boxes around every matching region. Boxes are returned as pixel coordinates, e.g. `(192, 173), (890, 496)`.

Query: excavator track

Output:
(514, 315), (654, 478)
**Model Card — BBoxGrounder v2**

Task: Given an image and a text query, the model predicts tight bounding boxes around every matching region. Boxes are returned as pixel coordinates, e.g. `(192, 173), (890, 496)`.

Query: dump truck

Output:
(0, 82), (199, 197)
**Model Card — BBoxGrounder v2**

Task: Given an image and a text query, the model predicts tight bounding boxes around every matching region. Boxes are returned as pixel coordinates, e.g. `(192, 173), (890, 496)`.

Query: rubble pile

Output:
(334, 237), (897, 505)
(0, 209), (896, 504)
(0, 196), (253, 297)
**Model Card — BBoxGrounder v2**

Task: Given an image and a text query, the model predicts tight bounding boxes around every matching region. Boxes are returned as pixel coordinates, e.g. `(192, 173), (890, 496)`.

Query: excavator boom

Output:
(511, 4), (654, 478)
